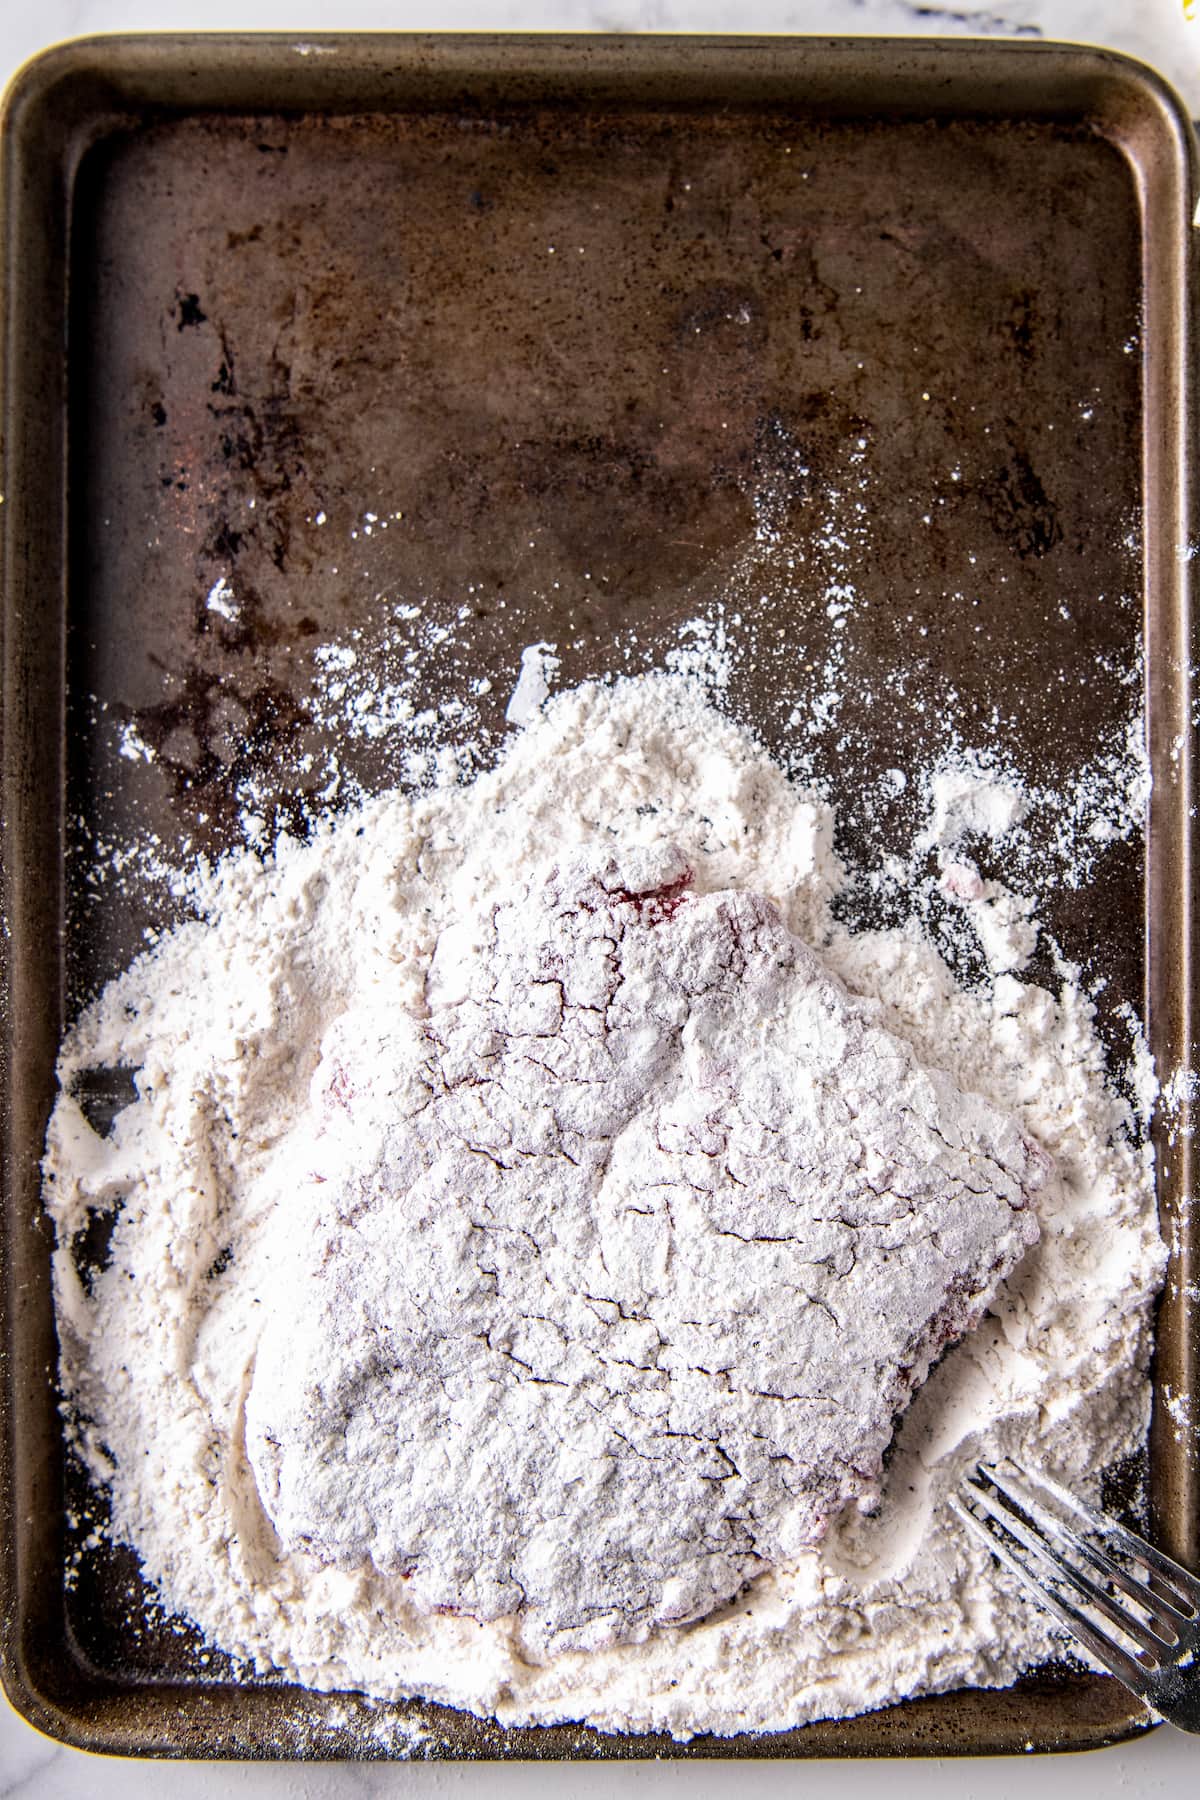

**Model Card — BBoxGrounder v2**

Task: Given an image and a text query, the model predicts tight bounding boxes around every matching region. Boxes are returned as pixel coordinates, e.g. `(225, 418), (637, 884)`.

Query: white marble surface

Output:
(2, 0), (1198, 1791)
(0, 0), (1198, 111)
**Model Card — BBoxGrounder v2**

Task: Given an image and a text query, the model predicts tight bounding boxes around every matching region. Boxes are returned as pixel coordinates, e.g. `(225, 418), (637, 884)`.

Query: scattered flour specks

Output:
(44, 674), (1165, 1739)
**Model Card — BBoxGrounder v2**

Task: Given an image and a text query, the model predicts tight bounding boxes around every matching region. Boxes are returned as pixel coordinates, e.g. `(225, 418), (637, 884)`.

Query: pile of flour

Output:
(44, 673), (1165, 1739)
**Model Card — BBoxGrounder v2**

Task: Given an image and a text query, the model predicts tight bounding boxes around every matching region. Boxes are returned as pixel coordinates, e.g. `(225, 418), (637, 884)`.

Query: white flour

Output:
(245, 844), (1046, 1661)
(44, 673), (1164, 1739)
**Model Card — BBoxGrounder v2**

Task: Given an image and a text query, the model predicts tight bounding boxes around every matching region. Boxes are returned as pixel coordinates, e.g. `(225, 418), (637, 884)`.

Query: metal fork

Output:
(950, 1460), (1200, 1733)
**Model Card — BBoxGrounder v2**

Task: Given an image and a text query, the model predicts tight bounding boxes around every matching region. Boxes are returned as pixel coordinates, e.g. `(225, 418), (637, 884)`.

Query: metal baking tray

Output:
(1, 33), (1196, 1760)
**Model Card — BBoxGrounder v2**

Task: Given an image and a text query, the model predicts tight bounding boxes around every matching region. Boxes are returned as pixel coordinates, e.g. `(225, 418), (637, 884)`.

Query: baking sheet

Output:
(1, 33), (1196, 1758)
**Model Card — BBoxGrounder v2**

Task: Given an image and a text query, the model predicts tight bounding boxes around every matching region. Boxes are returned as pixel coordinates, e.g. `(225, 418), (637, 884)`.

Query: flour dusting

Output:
(44, 673), (1164, 1739)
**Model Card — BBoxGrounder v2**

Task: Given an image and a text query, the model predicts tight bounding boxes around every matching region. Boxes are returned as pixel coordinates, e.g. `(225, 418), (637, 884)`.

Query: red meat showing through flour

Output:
(245, 843), (1046, 1659)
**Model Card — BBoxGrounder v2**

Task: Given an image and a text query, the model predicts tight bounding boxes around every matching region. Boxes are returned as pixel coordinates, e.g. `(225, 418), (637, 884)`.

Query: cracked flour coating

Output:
(249, 846), (1044, 1657)
(44, 674), (1164, 1738)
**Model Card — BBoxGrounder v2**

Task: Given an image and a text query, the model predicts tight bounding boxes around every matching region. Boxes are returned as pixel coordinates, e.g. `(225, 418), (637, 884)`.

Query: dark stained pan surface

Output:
(1, 34), (1196, 1758)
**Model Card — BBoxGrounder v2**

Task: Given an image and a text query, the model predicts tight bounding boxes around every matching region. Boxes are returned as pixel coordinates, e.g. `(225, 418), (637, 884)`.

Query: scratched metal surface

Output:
(66, 103), (1143, 1008)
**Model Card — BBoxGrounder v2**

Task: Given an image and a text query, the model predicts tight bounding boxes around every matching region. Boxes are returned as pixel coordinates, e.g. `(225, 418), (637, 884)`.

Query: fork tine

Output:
(961, 1479), (1170, 1662)
(949, 1497), (1154, 1700)
(1005, 1460), (1200, 1620)
(980, 1464), (1182, 1644)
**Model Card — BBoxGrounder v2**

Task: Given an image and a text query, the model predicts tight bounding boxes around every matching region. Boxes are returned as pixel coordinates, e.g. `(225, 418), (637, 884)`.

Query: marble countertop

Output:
(1, 1), (1197, 1793)
(0, 0), (1198, 115)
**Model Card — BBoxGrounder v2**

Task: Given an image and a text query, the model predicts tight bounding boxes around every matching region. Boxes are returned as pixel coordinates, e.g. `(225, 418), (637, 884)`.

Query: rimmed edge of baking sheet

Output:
(0, 32), (1195, 1760)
